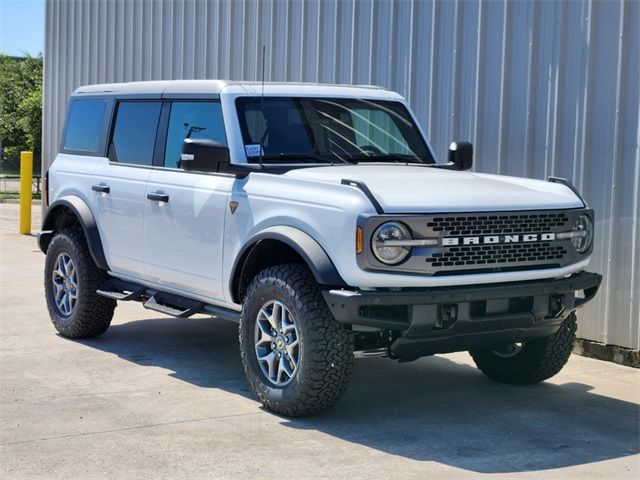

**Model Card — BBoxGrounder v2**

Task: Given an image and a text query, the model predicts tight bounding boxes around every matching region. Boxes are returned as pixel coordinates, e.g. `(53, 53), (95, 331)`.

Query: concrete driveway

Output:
(1, 203), (638, 479)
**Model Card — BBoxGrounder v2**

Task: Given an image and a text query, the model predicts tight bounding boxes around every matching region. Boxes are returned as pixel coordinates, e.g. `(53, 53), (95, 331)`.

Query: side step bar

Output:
(97, 277), (240, 322)
(97, 279), (146, 301)
(143, 293), (204, 318)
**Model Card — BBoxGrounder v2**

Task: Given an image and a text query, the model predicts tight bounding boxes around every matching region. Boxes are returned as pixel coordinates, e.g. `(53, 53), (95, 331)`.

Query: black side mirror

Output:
(447, 141), (473, 171)
(180, 138), (230, 173)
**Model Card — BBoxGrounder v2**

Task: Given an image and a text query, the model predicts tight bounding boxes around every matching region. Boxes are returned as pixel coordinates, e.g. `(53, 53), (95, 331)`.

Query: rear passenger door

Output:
(92, 100), (161, 278)
(144, 100), (234, 302)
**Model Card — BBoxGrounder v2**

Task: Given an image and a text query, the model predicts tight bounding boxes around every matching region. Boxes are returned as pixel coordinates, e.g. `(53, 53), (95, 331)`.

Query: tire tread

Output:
(470, 314), (577, 385)
(45, 228), (115, 338)
(239, 264), (353, 416)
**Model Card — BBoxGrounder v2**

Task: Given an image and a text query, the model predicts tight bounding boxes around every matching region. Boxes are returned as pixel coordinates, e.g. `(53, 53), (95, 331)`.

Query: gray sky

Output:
(0, 0), (44, 57)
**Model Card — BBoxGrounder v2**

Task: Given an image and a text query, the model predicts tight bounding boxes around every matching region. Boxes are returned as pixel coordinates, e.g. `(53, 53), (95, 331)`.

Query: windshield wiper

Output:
(346, 153), (427, 164)
(251, 153), (350, 164)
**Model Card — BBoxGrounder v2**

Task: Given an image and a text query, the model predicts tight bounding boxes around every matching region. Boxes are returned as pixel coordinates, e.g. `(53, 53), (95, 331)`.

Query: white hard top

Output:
(72, 80), (403, 100)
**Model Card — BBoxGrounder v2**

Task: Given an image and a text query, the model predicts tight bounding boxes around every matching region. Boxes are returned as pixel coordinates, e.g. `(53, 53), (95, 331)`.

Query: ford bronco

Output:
(39, 80), (601, 416)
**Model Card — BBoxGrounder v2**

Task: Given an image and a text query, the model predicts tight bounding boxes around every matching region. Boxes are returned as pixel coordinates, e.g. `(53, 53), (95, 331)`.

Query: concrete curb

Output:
(574, 338), (639, 368)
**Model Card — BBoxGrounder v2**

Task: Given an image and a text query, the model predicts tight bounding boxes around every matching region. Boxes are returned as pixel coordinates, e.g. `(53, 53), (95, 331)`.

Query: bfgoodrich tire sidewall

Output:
(240, 264), (353, 416)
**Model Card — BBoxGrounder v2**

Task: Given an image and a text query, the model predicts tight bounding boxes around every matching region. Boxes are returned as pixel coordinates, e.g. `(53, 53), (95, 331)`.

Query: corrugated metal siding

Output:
(43, 0), (639, 349)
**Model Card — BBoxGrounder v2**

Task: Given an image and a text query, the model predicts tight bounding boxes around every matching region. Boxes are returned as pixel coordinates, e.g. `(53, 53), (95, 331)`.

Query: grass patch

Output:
(0, 192), (41, 201)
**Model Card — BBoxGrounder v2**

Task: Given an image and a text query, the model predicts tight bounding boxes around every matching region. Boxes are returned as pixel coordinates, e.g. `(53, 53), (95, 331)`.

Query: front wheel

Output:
(239, 265), (354, 416)
(470, 314), (577, 385)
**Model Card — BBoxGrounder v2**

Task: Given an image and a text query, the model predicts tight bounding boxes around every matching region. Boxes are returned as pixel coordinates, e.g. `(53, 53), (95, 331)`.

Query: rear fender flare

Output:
(40, 196), (109, 270)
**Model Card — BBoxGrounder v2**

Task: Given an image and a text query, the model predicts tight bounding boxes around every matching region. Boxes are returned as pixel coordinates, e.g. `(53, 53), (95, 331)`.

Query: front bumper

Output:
(323, 271), (601, 358)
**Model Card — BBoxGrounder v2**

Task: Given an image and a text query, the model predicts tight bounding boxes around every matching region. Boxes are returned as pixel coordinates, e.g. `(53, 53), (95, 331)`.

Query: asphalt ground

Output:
(1, 203), (638, 479)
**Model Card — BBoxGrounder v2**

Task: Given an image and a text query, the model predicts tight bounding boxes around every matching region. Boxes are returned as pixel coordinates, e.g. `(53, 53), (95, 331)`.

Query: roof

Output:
(72, 80), (402, 100)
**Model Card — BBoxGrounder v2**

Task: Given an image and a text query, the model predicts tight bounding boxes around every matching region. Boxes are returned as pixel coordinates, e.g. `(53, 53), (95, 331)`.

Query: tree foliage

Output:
(0, 54), (43, 172)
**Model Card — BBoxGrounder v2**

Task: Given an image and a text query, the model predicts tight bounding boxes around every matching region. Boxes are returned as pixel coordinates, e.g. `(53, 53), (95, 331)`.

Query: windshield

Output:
(235, 97), (434, 164)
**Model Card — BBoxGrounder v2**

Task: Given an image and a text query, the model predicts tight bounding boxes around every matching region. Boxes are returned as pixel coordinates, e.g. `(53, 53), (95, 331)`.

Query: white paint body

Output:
(48, 82), (589, 310)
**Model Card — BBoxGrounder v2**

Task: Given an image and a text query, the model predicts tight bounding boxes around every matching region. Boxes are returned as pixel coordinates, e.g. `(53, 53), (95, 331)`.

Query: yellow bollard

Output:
(19, 151), (33, 235)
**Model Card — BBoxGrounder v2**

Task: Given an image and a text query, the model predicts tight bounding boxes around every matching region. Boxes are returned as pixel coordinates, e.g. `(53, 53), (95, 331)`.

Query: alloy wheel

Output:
(254, 300), (301, 386)
(52, 253), (78, 316)
(492, 342), (525, 358)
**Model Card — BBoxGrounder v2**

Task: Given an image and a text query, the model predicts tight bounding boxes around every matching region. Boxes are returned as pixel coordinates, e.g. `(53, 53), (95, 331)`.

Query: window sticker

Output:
(245, 144), (263, 157)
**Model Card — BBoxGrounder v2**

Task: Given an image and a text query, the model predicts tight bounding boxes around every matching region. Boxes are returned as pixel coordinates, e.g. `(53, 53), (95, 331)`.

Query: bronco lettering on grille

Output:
(442, 233), (556, 246)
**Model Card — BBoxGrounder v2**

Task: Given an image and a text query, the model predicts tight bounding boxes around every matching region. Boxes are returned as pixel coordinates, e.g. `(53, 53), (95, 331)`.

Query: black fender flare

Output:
(230, 226), (347, 303)
(40, 196), (110, 271)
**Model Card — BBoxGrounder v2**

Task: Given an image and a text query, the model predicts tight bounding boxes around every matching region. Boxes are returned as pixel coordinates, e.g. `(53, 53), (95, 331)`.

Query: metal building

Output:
(43, 0), (639, 351)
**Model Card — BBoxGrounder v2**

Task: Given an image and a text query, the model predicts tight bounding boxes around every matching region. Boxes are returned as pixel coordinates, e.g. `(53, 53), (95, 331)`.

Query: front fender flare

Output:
(40, 196), (110, 271)
(230, 226), (347, 303)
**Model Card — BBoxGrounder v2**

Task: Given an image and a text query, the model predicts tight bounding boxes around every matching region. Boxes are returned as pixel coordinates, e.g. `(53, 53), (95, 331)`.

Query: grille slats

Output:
(422, 212), (572, 273)
(427, 213), (569, 236)
(425, 243), (567, 268)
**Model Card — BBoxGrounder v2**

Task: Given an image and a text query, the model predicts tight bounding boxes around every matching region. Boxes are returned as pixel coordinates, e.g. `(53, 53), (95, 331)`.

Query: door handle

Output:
(92, 184), (110, 194)
(147, 192), (169, 203)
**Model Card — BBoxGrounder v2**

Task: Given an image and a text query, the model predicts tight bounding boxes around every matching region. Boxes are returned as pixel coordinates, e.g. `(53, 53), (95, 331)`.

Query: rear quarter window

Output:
(109, 101), (162, 166)
(63, 99), (108, 153)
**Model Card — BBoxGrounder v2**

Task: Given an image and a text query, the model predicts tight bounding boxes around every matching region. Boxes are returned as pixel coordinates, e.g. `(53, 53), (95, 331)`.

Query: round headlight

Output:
(371, 222), (411, 265)
(572, 214), (593, 253)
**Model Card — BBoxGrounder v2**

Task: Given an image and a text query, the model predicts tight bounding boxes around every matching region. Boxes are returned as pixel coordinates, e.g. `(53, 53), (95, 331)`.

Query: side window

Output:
(164, 101), (227, 168)
(63, 99), (107, 152)
(110, 101), (161, 166)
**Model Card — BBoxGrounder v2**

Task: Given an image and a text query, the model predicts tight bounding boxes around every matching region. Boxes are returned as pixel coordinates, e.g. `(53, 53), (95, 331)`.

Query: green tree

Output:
(0, 54), (43, 172)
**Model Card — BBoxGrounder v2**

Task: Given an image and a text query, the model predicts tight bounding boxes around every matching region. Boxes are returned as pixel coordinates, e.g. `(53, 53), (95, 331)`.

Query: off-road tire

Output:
(470, 314), (577, 385)
(44, 228), (116, 338)
(239, 264), (354, 416)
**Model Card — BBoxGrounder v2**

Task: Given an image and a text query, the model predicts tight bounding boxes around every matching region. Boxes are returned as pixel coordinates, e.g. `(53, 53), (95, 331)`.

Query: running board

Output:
(96, 278), (240, 322)
(97, 279), (146, 301)
(143, 292), (204, 318)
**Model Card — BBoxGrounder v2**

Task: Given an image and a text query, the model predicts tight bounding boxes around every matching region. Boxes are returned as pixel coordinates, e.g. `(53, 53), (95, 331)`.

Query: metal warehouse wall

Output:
(43, 0), (639, 349)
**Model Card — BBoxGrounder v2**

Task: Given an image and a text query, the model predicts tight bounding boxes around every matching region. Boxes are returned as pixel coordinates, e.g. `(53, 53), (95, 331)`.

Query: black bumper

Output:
(323, 271), (601, 358)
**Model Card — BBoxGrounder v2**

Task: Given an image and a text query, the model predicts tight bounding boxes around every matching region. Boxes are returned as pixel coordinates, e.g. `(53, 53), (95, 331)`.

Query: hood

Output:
(284, 164), (583, 213)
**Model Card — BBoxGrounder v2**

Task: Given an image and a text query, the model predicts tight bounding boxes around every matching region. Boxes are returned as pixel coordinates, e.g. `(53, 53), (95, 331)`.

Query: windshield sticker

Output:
(245, 144), (263, 157)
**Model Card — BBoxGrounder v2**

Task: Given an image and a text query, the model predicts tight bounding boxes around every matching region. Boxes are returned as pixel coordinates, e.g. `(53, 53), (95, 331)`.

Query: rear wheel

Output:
(44, 229), (116, 338)
(239, 264), (354, 416)
(470, 314), (577, 385)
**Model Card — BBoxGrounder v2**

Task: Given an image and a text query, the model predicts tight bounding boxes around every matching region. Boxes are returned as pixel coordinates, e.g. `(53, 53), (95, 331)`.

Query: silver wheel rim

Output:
(52, 253), (78, 316)
(492, 342), (524, 358)
(254, 300), (300, 387)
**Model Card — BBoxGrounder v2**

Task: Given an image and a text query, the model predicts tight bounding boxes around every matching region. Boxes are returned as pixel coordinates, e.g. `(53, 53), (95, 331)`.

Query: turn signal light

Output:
(356, 226), (363, 254)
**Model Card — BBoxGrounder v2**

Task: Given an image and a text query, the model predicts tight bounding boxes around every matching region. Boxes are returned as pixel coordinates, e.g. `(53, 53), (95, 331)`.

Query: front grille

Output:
(426, 212), (570, 236)
(426, 242), (567, 268)
(361, 209), (590, 276)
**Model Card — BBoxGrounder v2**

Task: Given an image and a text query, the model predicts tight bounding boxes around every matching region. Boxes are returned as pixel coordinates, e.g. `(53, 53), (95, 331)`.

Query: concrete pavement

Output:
(0, 203), (638, 479)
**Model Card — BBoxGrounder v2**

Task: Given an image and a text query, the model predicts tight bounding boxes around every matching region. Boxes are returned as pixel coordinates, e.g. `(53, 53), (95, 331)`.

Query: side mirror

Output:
(180, 138), (230, 173)
(447, 141), (473, 171)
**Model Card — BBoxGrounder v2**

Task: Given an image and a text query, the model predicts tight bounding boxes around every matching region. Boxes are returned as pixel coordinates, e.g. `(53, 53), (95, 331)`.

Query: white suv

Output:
(39, 80), (601, 416)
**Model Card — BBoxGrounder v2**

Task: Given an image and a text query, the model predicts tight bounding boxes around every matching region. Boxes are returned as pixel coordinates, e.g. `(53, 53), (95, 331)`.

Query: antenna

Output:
(259, 45), (266, 167)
